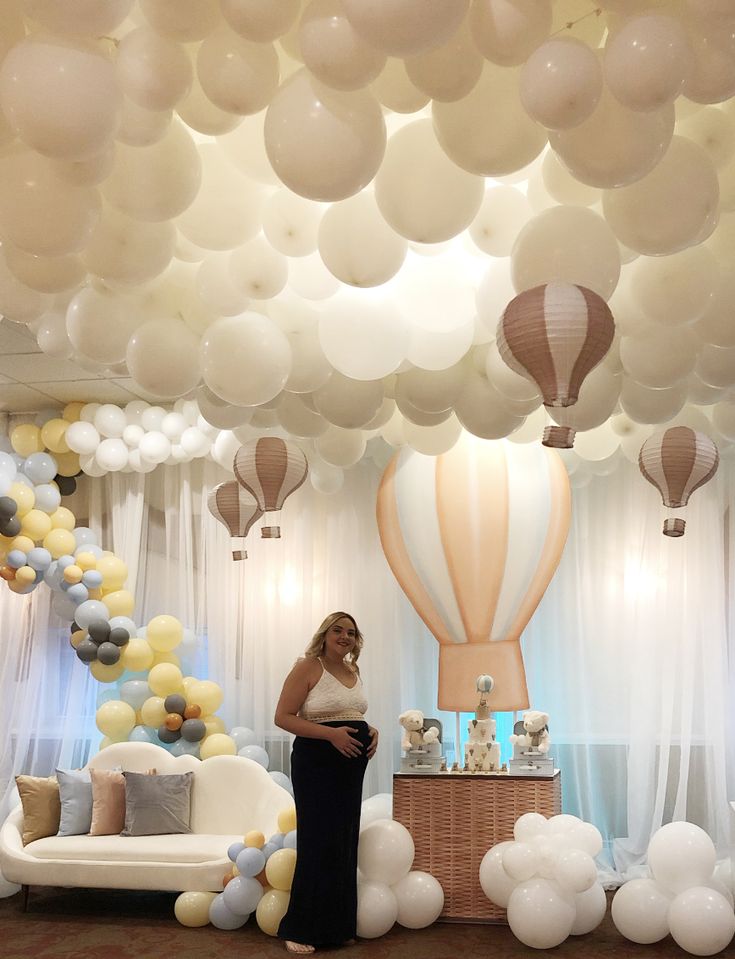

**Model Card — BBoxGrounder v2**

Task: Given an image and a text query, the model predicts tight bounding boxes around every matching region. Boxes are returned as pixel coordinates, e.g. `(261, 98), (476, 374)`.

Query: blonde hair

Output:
(304, 611), (364, 670)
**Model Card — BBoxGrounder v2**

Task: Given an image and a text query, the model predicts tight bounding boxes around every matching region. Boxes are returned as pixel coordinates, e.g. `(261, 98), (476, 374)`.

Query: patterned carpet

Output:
(0, 887), (716, 959)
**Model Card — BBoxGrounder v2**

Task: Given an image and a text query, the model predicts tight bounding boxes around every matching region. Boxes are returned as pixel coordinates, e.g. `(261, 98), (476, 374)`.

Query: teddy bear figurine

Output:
(398, 709), (440, 753)
(464, 675), (501, 772)
(510, 709), (551, 757)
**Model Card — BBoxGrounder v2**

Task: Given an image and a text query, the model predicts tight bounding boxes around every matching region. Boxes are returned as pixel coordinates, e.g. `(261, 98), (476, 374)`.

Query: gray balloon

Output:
(108, 627), (130, 647)
(0, 496), (16, 520)
(0, 516), (20, 537)
(158, 725), (181, 744)
(76, 639), (98, 663)
(164, 694), (187, 715)
(181, 718), (207, 742)
(88, 620), (111, 644)
(96, 641), (120, 665)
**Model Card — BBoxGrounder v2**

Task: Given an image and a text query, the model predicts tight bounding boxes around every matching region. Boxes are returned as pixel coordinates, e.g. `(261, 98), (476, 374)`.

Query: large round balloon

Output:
(377, 434), (571, 711)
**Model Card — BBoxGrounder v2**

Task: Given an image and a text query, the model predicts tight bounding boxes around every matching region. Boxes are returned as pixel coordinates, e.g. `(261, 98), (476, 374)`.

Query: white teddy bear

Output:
(398, 709), (440, 752)
(510, 709), (550, 754)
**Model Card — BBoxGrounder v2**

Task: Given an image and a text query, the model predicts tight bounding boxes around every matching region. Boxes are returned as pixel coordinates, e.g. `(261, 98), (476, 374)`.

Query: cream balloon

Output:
(24, 0), (133, 36)
(395, 361), (469, 414)
(682, 15), (735, 105)
(371, 58), (429, 114)
(549, 366), (621, 432)
(696, 271), (735, 347)
(511, 205), (621, 300)
(407, 320), (476, 372)
(454, 373), (525, 440)
(0, 37), (121, 160)
(139, 0), (220, 42)
(299, 0), (386, 91)
(126, 318), (201, 399)
(678, 107), (735, 170)
(318, 192), (407, 287)
(540, 151), (600, 208)
(217, 110), (279, 185)
(286, 251), (340, 300)
(341, 0), (468, 57)
(229, 237), (288, 300)
(277, 393), (329, 438)
(404, 18), (482, 103)
(620, 378), (687, 424)
(262, 189), (323, 258)
(469, 187), (532, 257)
(433, 65), (548, 177)
(197, 27), (279, 116)
(116, 27), (192, 112)
(520, 37), (602, 130)
(375, 120), (484, 242)
(66, 287), (143, 365)
(313, 372), (384, 428)
(319, 296), (409, 379)
(200, 312), (292, 406)
(265, 69), (385, 202)
(315, 426), (366, 466)
(4, 248), (84, 295)
(696, 343), (735, 389)
(117, 99), (172, 147)
(221, 0), (300, 42)
(176, 74), (242, 136)
(620, 327), (698, 388)
(470, 0), (552, 66)
(196, 255), (251, 316)
(83, 207), (176, 288)
(631, 246), (719, 327)
(602, 137), (720, 255)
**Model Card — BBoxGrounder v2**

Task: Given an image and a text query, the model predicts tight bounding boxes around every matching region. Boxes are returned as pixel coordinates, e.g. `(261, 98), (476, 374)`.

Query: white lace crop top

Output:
(300, 659), (368, 723)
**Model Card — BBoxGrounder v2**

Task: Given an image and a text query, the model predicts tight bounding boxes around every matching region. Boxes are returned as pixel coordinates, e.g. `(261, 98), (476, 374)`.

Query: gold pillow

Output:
(15, 775), (61, 845)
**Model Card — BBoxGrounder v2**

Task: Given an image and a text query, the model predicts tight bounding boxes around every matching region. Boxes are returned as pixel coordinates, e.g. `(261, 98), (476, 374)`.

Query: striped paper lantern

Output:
(233, 437), (308, 538)
(207, 481), (263, 560)
(376, 434), (571, 712)
(497, 282), (615, 449)
(639, 427), (719, 537)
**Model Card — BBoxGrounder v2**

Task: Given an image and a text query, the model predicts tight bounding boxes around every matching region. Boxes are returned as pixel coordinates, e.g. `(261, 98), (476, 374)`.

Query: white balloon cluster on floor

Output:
(480, 812), (607, 949)
(1, 1), (735, 462)
(357, 816), (445, 937)
(612, 822), (735, 957)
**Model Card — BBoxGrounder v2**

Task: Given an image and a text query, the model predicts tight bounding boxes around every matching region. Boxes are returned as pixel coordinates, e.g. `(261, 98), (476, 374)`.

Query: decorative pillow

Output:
(89, 768), (126, 836)
(15, 775), (61, 845)
(56, 768), (93, 837)
(122, 771), (193, 837)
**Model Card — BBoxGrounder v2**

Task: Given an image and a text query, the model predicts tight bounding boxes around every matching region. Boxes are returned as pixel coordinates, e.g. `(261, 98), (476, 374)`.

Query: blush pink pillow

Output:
(89, 768), (126, 836)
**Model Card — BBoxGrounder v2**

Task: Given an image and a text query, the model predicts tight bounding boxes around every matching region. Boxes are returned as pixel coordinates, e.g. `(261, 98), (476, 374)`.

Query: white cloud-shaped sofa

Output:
(0, 741), (293, 893)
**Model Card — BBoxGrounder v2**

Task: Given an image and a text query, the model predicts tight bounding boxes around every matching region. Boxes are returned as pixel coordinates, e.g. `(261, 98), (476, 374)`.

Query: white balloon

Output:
(570, 882), (607, 936)
(65, 420), (100, 455)
(139, 431), (171, 464)
(220, 0), (299, 42)
(24, 0), (133, 36)
(299, 0), (386, 91)
(197, 26), (279, 116)
(553, 848), (597, 893)
(117, 27), (192, 112)
(620, 327), (698, 389)
(669, 887), (735, 957)
(507, 878), (575, 949)
(470, 0), (552, 67)
(514, 813), (549, 843)
(648, 822), (717, 895)
(96, 437), (129, 472)
(469, 187), (532, 257)
(94, 404), (127, 439)
(66, 287), (143, 365)
(229, 237), (288, 300)
(360, 793), (393, 829)
(83, 207), (176, 288)
(682, 16), (735, 105)
(262, 189), (323, 258)
(631, 246), (719, 327)
(455, 373), (525, 440)
(358, 819), (415, 886)
(341, 0), (468, 57)
(403, 415), (462, 455)
(318, 295), (409, 380)
(479, 841), (518, 908)
(521, 37), (602, 129)
(620, 378), (688, 424)
(502, 842), (541, 882)
(122, 424), (144, 448)
(126, 318), (201, 399)
(404, 18), (481, 103)
(315, 425), (366, 466)
(356, 881), (398, 939)
(392, 872), (444, 929)
(313, 372), (384, 428)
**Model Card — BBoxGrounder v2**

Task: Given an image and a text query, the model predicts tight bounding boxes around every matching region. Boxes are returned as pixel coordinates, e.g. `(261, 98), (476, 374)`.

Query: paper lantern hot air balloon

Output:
(208, 481), (263, 559)
(377, 434), (571, 712)
(233, 437), (308, 538)
(497, 282), (615, 450)
(639, 427), (719, 537)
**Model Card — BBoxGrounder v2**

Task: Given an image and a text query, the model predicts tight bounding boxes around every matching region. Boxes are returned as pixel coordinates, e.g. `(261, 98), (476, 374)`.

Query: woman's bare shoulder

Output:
(289, 656), (322, 681)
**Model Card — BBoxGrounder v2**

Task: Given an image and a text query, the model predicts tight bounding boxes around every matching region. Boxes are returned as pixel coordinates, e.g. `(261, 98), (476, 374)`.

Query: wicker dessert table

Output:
(393, 770), (562, 923)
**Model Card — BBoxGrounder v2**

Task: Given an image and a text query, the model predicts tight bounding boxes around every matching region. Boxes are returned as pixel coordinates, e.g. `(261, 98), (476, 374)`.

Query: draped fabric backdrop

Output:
(1, 447), (733, 883)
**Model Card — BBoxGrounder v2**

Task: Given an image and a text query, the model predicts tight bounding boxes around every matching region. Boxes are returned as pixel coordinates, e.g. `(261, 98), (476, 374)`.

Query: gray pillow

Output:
(121, 771), (193, 837)
(56, 768), (93, 837)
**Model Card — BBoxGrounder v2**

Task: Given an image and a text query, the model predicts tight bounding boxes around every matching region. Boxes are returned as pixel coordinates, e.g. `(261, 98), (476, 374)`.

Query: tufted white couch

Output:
(0, 741), (293, 894)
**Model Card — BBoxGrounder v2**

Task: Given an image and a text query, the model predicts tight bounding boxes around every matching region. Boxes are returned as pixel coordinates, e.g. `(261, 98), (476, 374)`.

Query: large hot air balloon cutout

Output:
(497, 282), (615, 450)
(207, 481), (263, 560)
(377, 433), (571, 712)
(233, 437), (308, 539)
(639, 427), (719, 537)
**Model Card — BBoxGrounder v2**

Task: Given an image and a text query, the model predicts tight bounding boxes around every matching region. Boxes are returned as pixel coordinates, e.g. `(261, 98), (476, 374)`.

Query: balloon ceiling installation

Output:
(376, 433), (571, 712)
(638, 426), (720, 537)
(207, 480), (263, 559)
(233, 436), (308, 538)
(0, 1), (733, 479)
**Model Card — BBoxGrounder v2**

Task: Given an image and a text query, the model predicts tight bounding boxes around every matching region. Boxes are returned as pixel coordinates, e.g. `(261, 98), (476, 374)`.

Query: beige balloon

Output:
(469, 186), (532, 257)
(287, 252), (340, 301)
(394, 362), (469, 414)
(221, 0), (300, 42)
(511, 205), (621, 300)
(0, 37), (121, 160)
(265, 69), (386, 201)
(677, 107), (735, 169)
(620, 326), (698, 388)
(407, 319), (476, 372)
(619, 377), (687, 424)
(197, 27), (280, 116)
(319, 294), (409, 380)
(139, 0), (220, 42)
(283, 332), (333, 394)
(695, 343), (735, 389)
(520, 37), (602, 129)
(0, 253), (49, 324)
(117, 99), (172, 147)
(176, 74), (243, 136)
(195, 255), (251, 316)
(54, 148), (116, 188)
(376, 120), (484, 242)
(315, 425), (367, 466)
(539, 151), (600, 208)
(299, 0), (386, 92)
(550, 366), (622, 432)
(4, 247), (84, 294)
(313, 371), (384, 428)
(395, 393), (453, 426)
(262, 189), (323, 258)
(454, 372), (525, 440)
(117, 27), (192, 112)
(277, 392), (329, 438)
(602, 136), (720, 255)
(682, 16), (735, 105)
(83, 206), (176, 287)
(434, 65), (547, 177)
(104, 120), (202, 222)
(404, 415), (462, 456)
(229, 237), (288, 300)
(630, 246), (720, 328)
(66, 287), (144, 365)
(341, 0), (469, 57)
(24, 0), (133, 36)
(695, 271), (735, 347)
(318, 192), (407, 287)
(126, 318), (201, 399)
(371, 58), (429, 114)
(404, 18), (482, 103)
(470, 0), (552, 66)
(217, 110), (279, 185)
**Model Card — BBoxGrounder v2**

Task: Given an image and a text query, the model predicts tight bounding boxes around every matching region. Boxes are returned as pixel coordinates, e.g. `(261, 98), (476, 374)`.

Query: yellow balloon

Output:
(8, 483), (35, 517)
(232, 864), (241, 876)
(75, 551), (97, 571)
(182, 675), (197, 696)
(70, 628), (86, 648)
(255, 889), (291, 936)
(15, 565), (36, 586)
(44, 527), (76, 558)
(277, 806), (297, 835)
(140, 695), (168, 728)
(97, 554), (128, 590)
(50, 507), (76, 531)
(187, 679), (224, 715)
(63, 564), (83, 584)
(121, 638), (154, 672)
(20, 508), (52, 542)
(103, 588), (135, 618)
(245, 830), (266, 849)
(40, 418), (70, 454)
(88, 587), (103, 600)
(265, 848), (297, 892)
(8, 578), (29, 593)
(10, 535), (35, 555)
(202, 714), (225, 737)
(55, 450), (81, 477)
(10, 423), (42, 457)
(174, 891), (217, 927)
(63, 401), (85, 423)
(147, 662), (184, 697)
(199, 733), (237, 759)
(151, 649), (180, 668)
(90, 660), (125, 683)
(146, 614), (183, 652)
(96, 699), (136, 739)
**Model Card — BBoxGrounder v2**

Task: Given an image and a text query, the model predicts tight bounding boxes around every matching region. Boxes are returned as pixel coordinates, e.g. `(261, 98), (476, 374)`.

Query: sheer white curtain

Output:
(1, 447), (733, 885)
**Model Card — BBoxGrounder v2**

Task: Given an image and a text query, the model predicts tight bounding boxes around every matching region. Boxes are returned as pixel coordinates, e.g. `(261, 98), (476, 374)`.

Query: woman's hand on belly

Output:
(328, 726), (364, 757)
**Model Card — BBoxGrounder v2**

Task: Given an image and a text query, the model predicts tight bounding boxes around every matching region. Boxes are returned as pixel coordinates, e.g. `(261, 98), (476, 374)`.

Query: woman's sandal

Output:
(285, 942), (315, 954)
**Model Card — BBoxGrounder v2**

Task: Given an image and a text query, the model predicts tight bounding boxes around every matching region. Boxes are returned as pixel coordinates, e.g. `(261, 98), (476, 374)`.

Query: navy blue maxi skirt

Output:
(278, 720), (370, 946)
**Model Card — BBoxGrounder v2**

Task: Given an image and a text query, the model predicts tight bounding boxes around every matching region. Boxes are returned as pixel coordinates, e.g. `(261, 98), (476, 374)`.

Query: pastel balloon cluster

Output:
(357, 818), (444, 937)
(0, 3), (733, 476)
(480, 812), (607, 949)
(612, 822), (735, 956)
